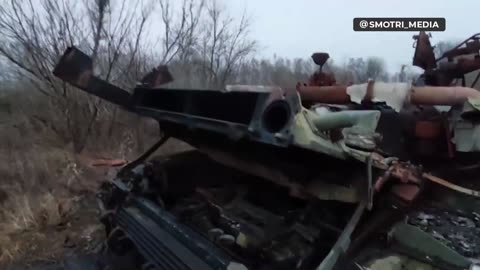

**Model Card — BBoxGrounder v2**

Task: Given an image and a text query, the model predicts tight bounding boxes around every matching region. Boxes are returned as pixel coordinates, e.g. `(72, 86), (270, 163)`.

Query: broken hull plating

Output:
(99, 151), (362, 270)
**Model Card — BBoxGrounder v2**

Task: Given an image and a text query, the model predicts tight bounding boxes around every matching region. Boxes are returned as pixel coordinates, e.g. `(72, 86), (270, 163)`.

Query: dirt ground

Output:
(0, 138), (192, 269)
(0, 153), (112, 270)
(2, 194), (104, 270)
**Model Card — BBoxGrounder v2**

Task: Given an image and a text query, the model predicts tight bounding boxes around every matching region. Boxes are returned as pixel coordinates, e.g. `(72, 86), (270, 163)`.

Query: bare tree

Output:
(346, 58), (367, 83)
(345, 57), (387, 83)
(197, 0), (257, 88)
(365, 57), (387, 81)
(0, 0), (154, 153)
(0, 0), (92, 152)
(0, 0), (259, 154)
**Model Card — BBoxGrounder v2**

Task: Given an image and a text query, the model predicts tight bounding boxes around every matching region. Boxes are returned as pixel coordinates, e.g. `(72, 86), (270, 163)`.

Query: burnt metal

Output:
(140, 65), (174, 87)
(425, 58), (480, 86)
(413, 31), (437, 70)
(130, 85), (300, 147)
(414, 32), (480, 86)
(408, 206), (480, 258)
(52, 47), (132, 107)
(115, 197), (234, 270)
(437, 33), (480, 62)
(53, 47), (302, 148)
(311, 53), (330, 69)
(98, 150), (363, 270)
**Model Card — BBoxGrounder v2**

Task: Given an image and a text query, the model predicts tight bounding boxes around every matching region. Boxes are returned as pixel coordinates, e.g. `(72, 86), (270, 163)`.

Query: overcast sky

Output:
(225, 0), (479, 73)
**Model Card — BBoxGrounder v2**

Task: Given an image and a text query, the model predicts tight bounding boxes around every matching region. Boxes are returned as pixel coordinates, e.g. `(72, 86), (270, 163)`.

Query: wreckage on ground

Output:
(52, 31), (480, 270)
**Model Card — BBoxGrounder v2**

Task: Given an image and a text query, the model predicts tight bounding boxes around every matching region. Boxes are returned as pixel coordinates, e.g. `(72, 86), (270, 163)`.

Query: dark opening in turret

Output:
(262, 101), (291, 133)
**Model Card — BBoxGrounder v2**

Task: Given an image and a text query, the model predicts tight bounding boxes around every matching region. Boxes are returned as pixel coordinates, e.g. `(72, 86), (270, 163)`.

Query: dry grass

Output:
(0, 192), (80, 263)
(0, 144), (83, 264)
(0, 115), (88, 264)
(0, 234), (20, 263)
(0, 89), (190, 266)
(0, 192), (79, 233)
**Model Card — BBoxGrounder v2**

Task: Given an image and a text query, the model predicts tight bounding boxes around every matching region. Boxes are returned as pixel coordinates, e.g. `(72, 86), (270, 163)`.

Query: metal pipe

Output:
(296, 85), (350, 104)
(410, 86), (480, 105)
(297, 84), (480, 106)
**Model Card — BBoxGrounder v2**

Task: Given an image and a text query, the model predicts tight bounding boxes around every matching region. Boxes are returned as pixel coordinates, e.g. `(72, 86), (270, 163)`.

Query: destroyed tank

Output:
(52, 32), (480, 270)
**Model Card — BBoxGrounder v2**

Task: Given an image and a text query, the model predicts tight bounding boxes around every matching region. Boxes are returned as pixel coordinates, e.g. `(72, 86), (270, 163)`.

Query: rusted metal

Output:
(372, 155), (480, 199)
(302, 52), (337, 88)
(307, 72), (337, 87)
(437, 33), (480, 62)
(423, 173), (480, 198)
(415, 32), (480, 86)
(390, 163), (422, 185)
(91, 159), (127, 167)
(374, 162), (422, 194)
(412, 31), (436, 70)
(374, 166), (394, 192)
(297, 83), (480, 106)
(410, 86), (480, 105)
(414, 120), (443, 139)
(296, 84), (350, 103)
(430, 58), (480, 85)
(390, 184), (420, 203)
